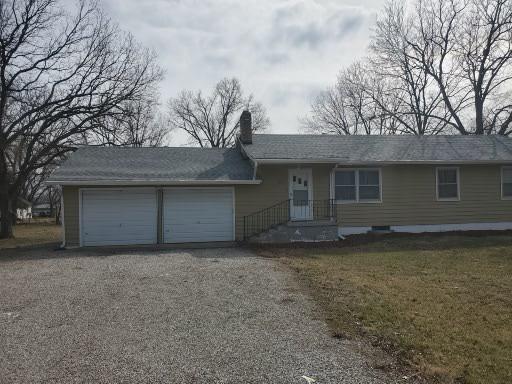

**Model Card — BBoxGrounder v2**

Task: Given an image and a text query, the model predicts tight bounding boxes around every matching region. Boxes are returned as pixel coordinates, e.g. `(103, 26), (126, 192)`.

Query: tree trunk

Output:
(49, 196), (54, 219)
(0, 182), (13, 239)
(55, 205), (61, 225)
(475, 97), (485, 134)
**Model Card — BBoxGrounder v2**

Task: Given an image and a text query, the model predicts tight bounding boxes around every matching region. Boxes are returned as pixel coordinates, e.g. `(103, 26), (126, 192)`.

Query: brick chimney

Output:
(239, 110), (252, 144)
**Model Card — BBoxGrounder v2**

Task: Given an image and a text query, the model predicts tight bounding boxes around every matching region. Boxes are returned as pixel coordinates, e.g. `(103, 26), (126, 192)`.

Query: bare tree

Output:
(168, 78), (270, 148)
(370, 0), (449, 135)
(0, 0), (163, 238)
(306, 0), (512, 136)
(303, 62), (401, 135)
(86, 92), (170, 147)
(34, 185), (61, 223)
(461, 0), (512, 134)
(407, 0), (512, 134)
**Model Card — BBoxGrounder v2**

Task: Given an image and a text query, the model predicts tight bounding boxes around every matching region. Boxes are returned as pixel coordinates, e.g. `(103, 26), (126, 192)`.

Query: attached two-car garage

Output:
(80, 188), (234, 246)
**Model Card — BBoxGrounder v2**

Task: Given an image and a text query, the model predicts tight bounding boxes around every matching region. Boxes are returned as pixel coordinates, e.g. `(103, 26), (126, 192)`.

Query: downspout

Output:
(331, 164), (344, 240)
(157, 188), (163, 244)
(59, 185), (66, 248)
(252, 160), (258, 180)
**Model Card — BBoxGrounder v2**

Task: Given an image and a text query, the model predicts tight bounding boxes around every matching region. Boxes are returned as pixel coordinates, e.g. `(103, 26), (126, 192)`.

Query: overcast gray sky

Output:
(101, 0), (385, 145)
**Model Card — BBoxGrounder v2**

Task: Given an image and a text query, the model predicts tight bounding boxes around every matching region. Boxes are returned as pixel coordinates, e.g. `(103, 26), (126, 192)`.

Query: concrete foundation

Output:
(249, 220), (339, 243)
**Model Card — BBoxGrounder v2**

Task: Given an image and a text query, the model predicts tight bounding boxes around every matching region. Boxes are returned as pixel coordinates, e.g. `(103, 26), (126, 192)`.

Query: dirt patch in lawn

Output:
(0, 221), (61, 250)
(259, 234), (512, 384)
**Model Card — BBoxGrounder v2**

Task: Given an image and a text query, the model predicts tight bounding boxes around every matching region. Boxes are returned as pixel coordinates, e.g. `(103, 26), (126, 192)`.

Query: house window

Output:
(335, 170), (356, 201)
(436, 167), (459, 200)
(334, 169), (381, 203)
(502, 167), (512, 199)
(359, 170), (381, 200)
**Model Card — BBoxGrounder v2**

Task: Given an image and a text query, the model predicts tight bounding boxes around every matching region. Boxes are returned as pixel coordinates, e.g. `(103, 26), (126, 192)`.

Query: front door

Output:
(288, 168), (313, 220)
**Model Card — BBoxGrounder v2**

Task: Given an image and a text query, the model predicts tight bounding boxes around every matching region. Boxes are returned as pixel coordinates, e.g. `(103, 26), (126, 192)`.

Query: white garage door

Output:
(81, 189), (157, 246)
(163, 188), (234, 243)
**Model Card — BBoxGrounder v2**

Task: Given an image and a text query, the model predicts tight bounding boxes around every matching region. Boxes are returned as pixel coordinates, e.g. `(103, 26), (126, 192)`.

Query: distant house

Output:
(32, 202), (53, 217)
(48, 111), (512, 247)
(16, 197), (32, 221)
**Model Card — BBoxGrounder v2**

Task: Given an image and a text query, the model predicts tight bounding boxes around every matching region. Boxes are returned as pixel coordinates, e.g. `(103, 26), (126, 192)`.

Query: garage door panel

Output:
(163, 188), (234, 243)
(84, 227), (155, 235)
(164, 231), (232, 241)
(166, 217), (233, 224)
(165, 236), (230, 242)
(81, 189), (157, 246)
(167, 226), (233, 234)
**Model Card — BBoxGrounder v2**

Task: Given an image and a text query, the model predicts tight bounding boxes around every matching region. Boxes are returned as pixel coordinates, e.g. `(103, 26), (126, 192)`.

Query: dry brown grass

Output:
(266, 234), (512, 384)
(0, 221), (61, 249)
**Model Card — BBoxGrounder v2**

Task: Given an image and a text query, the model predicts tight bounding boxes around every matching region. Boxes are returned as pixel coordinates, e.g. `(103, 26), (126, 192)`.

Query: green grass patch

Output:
(269, 234), (512, 384)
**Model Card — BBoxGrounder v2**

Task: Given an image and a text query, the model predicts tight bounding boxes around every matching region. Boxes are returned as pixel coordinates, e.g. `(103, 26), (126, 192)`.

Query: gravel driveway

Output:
(0, 247), (392, 384)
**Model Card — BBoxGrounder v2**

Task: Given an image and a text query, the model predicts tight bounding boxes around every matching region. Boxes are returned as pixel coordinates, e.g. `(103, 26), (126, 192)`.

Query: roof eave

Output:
(46, 179), (262, 186)
(251, 158), (512, 165)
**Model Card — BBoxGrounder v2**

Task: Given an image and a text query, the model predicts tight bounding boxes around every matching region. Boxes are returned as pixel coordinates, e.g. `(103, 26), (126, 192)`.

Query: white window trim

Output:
(436, 167), (460, 201)
(331, 168), (382, 204)
(501, 166), (512, 200)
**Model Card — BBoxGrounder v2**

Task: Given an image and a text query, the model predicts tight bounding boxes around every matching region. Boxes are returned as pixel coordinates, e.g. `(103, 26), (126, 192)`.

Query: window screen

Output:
(437, 168), (459, 199)
(503, 168), (512, 197)
(334, 170), (356, 201)
(334, 169), (381, 202)
(358, 170), (380, 201)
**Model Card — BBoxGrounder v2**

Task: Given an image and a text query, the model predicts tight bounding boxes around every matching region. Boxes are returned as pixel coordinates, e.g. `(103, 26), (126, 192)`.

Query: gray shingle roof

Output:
(48, 146), (254, 183)
(243, 134), (512, 163)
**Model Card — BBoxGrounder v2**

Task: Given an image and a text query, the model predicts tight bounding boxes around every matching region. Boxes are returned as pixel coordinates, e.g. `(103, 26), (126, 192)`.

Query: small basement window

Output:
(436, 167), (459, 201)
(372, 225), (390, 231)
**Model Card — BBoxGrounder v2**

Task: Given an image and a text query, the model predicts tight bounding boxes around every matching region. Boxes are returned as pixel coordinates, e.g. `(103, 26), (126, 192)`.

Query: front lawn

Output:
(266, 234), (512, 384)
(0, 220), (61, 249)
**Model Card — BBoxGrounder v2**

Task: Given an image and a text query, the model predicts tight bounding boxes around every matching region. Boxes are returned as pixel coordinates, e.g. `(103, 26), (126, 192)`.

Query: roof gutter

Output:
(252, 160), (258, 180)
(46, 179), (262, 186)
(251, 158), (512, 165)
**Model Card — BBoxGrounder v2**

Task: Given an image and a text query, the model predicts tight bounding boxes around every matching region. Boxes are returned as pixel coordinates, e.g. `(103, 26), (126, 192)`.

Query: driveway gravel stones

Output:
(1, 247), (393, 383)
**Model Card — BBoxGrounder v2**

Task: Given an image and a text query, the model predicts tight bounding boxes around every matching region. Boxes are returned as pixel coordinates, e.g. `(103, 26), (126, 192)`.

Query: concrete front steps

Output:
(248, 219), (339, 243)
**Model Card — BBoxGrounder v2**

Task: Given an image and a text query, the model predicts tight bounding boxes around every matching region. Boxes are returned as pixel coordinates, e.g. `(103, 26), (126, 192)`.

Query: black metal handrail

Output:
(292, 199), (336, 222)
(243, 199), (291, 240)
(243, 199), (336, 240)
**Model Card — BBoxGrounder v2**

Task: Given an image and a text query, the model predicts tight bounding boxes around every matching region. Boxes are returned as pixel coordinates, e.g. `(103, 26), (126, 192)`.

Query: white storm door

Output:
(163, 188), (234, 243)
(81, 189), (157, 246)
(288, 168), (313, 220)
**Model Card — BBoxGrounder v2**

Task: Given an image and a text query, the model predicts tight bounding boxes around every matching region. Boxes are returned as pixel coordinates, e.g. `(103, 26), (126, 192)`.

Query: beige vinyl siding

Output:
(312, 165), (332, 201)
(60, 164), (512, 245)
(63, 186), (80, 246)
(336, 165), (512, 227)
